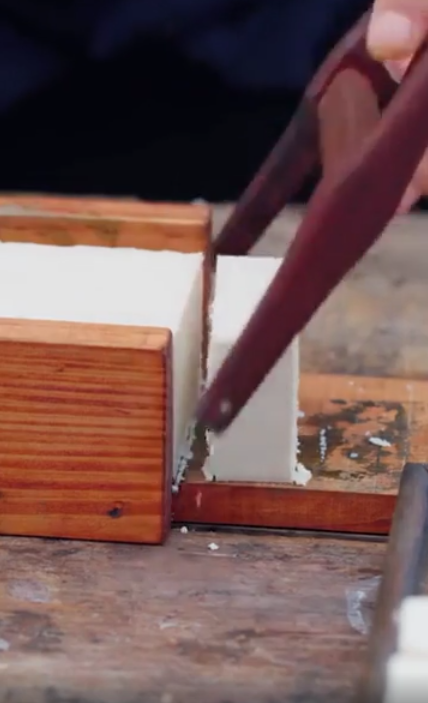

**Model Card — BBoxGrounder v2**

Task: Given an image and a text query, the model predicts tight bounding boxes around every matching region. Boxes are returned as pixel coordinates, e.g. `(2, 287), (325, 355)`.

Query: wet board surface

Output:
(297, 374), (427, 494)
(185, 373), (428, 494)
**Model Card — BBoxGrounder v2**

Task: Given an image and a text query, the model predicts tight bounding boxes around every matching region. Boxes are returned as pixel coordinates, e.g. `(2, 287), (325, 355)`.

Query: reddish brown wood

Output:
(0, 195), (211, 252)
(172, 481), (395, 535)
(197, 42), (428, 434)
(0, 321), (172, 545)
(178, 372), (428, 535)
(212, 99), (319, 258)
(213, 11), (394, 259)
(0, 196), (211, 545)
(318, 70), (381, 177)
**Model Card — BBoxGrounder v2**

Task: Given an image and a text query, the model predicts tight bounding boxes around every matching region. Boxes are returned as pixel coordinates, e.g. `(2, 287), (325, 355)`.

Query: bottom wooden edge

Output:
(0, 523), (167, 546)
(172, 482), (396, 535)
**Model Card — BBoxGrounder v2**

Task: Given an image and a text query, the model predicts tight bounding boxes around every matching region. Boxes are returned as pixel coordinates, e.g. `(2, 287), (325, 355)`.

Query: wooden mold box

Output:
(0, 195), (210, 545)
(172, 207), (428, 539)
(174, 374), (413, 536)
(5, 200), (425, 545)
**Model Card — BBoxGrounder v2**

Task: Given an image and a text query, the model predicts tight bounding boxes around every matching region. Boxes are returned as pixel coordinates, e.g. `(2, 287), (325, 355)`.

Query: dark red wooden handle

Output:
(213, 99), (319, 256)
(213, 11), (395, 257)
(197, 41), (428, 434)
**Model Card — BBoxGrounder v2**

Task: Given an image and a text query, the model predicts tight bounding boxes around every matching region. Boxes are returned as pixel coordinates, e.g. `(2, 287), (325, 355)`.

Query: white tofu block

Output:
(385, 653), (428, 703)
(0, 242), (204, 474)
(397, 596), (428, 657)
(203, 255), (299, 483)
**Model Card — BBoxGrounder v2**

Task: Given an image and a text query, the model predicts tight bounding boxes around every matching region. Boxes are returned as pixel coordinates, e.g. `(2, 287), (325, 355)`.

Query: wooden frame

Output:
(173, 372), (427, 536)
(0, 195), (210, 251)
(2, 196), (423, 542)
(0, 195), (210, 545)
(181, 204), (428, 539)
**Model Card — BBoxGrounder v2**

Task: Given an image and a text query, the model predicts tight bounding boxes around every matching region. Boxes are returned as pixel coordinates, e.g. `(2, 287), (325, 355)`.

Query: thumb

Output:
(367, 2), (427, 61)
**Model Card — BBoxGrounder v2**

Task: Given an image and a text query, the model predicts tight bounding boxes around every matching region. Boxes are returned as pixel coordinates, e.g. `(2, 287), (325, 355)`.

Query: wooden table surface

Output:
(1, 205), (427, 703)
(0, 530), (384, 703)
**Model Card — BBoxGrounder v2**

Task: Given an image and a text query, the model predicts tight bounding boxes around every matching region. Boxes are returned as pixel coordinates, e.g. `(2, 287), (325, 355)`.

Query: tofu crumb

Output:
(292, 462), (312, 486)
(208, 542), (219, 551)
(349, 452), (359, 459)
(202, 465), (214, 482)
(369, 436), (391, 448)
(319, 428), (327, 462)
(180, 526), (188, 534)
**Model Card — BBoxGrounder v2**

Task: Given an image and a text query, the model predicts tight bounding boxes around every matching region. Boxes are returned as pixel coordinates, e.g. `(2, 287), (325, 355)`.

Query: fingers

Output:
(367, 1), (428, 61)
(386, 53), (425, 214)
(383, 57), (412, 81)
(413, 150), (428, 193)
(397, 153), (428, 213)
(367, 0), (428, 212)
(397, 182), (421, 213)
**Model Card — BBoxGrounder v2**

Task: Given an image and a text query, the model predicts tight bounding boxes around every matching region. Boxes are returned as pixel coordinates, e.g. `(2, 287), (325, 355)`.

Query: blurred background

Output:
(2, 0), (426, 209)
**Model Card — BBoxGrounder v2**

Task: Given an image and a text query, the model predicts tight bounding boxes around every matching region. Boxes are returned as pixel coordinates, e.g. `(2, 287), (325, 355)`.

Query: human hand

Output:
(367, 0), (428, 211)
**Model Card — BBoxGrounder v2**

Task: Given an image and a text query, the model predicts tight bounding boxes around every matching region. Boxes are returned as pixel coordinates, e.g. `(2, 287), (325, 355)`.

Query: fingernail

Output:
(397, 183), (420, 214)
(383, 58), (410, 83)
(367, 11), (421, 60)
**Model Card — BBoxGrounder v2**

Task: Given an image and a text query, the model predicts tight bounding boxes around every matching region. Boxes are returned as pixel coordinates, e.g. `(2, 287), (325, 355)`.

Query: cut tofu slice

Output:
(385, 652), (428, 703)
(397, 596), (428, 657)
(203, 255), (299, 483)
(0, 242), (204, 474)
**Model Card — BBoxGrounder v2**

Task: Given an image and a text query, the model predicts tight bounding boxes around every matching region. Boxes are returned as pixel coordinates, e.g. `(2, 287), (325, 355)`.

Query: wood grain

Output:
(0, 320), (172, 544)
(0, 194), (211, 252)
(0, 530), (385, 703)
(0, 196), (211, 544)
(174, 483), (395, 535)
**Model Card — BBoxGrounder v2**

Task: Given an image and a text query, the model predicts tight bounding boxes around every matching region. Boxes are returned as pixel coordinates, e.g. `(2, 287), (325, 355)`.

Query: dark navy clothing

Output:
(0, 0), (372, 198)
(0, 0), (370, 114)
